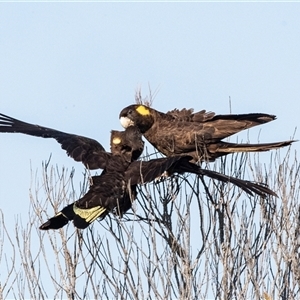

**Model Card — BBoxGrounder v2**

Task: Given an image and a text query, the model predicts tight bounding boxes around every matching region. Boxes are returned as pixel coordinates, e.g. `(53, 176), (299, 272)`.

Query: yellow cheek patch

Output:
(136, 105), (150, 116)
(112, 137), (122, 144)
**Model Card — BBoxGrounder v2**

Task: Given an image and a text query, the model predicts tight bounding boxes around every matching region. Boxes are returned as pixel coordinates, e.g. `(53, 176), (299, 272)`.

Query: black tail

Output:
(39, 203), (94, 230)
(39, 204), (74, 230)
(213, 140), (295, 155)
(39, 202), (109, 230)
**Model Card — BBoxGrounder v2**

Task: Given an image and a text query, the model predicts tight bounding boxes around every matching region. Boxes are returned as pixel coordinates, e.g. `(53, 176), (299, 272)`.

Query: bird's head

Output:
(110, 126), (144, 162)
(119, 104), (154, 133)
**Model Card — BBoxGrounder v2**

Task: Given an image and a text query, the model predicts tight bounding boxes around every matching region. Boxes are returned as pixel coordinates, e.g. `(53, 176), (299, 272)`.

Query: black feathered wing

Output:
(126, 156), (277, 198)
(175, 161), (277, 197)
(144, 114), (294, 161)
(166, 108), (216, 122)
(0, 113), (110, 169)
(125, 156), (192, 185)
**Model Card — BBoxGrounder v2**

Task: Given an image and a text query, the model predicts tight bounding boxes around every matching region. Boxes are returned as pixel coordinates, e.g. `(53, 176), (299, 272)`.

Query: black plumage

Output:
(41, 153), (278, 230)
(0, 113), (112, 169)
(119, 104), (295, 162)
(0, 113), (278, 230)
(0, 113), (144, 229)
(39, 127), (146, 229)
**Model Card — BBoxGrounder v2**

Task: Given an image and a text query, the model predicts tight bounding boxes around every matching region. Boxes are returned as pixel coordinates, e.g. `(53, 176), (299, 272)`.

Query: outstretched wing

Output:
(175, 161), (277, 197)
(126, 155), (277, 197)
(125, 156), (191, 185)
(0, 113), (110, 169)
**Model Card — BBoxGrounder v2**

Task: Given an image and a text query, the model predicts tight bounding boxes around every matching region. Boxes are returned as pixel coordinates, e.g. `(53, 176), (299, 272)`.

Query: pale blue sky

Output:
(0, 3), (300, 297)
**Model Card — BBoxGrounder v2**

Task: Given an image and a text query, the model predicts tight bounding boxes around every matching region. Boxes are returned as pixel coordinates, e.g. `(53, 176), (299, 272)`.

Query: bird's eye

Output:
(127, 109), (132, 115)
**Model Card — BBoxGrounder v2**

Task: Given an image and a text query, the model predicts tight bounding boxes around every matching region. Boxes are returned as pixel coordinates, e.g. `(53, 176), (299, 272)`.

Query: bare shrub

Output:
(0, 146), (299, 299)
